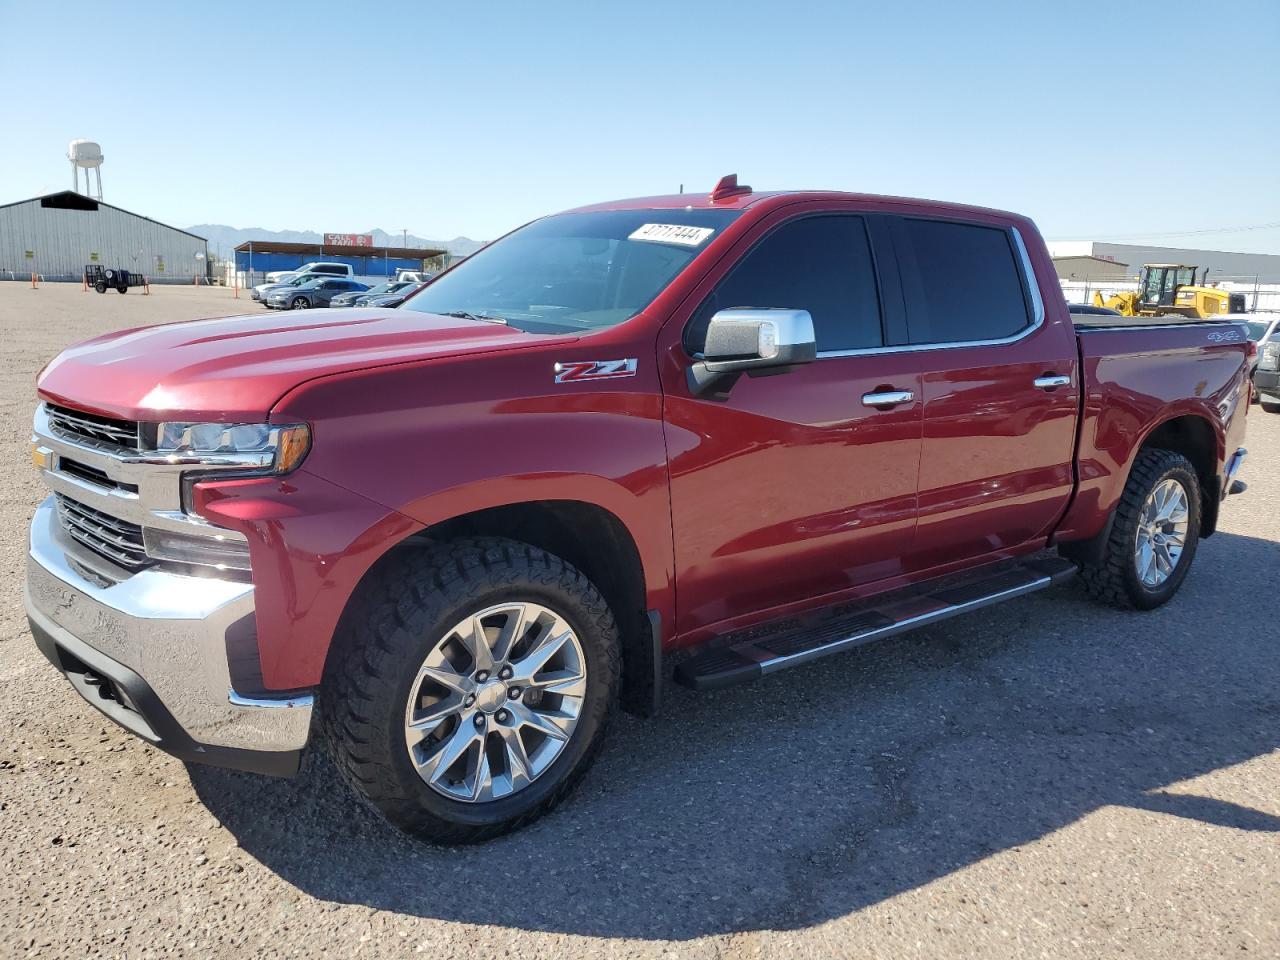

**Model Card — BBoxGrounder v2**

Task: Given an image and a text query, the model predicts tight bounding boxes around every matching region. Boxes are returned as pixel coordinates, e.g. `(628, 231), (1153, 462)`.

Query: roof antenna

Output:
(709, 173), (751, 202)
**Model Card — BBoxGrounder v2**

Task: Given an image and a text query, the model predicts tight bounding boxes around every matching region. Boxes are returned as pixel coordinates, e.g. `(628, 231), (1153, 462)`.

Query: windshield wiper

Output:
(442, 310), (508, 325)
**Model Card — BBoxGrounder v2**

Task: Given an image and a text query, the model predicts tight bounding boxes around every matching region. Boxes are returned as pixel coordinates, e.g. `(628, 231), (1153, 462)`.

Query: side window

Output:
(895, 219), (1031, 344)
(317, 264), (342, 276)
(686, 215), (883, 354)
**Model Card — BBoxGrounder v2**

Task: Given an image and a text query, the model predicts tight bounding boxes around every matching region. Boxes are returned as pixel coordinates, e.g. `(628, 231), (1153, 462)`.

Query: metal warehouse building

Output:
(0, 191), (207, 283)
(1047, 241), (1280, 284)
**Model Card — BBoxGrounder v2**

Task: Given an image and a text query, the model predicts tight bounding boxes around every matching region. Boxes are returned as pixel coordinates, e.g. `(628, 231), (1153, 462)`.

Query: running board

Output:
(673, 556), (1078, 691)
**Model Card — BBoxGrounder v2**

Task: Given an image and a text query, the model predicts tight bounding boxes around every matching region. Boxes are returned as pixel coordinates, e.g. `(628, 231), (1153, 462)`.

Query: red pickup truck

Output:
(27, 177), (1250, 842)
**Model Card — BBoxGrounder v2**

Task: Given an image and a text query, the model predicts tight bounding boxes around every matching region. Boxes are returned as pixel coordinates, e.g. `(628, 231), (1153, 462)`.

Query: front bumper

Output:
(25, 497), (313, 776)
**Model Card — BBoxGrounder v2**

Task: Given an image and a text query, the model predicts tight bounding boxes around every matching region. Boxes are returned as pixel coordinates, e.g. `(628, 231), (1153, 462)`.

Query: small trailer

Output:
(84, 264), (142, 294)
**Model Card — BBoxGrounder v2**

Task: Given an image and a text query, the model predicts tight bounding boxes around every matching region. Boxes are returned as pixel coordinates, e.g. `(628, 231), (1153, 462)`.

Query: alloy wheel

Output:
(403, 602), (587, 803)
(1134, 478), (1190, 587)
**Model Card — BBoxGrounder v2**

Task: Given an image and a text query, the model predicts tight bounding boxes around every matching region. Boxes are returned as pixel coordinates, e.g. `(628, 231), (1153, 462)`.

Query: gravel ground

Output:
(1, 281), (1277, 959)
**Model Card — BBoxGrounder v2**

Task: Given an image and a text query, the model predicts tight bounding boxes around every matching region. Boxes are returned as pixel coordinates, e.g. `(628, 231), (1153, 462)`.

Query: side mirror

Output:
(688, 308), (816, 397)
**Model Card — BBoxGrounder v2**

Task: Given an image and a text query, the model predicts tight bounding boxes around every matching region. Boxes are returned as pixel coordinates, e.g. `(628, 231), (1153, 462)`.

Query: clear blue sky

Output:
(3, 0), (1278, 250)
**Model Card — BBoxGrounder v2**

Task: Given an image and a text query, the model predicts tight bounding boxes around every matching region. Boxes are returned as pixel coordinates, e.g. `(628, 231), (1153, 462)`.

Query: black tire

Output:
(290, 296), (309, 310)
(1261, 398), (1280, 414)
(1076, 449), (1201, 610)
(94, 281), (107, 294)
(323, 537), (621, 844)
(116, 283), (127, 293)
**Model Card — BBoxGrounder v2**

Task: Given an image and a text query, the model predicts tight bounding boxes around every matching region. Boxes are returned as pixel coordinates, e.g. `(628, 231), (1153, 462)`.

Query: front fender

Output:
(194, 470), (422, 690)
(212, 341), (674, 689)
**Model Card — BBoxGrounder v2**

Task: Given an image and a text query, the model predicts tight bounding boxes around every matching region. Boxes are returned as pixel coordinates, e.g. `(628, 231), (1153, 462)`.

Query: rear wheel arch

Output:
(1136, 413), (1221, 536)
(1059, 411), (1219, 567)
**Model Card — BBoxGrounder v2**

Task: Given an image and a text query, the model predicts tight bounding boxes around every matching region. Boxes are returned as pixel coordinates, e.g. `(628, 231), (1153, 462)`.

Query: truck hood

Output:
(38, 308), (564, 422)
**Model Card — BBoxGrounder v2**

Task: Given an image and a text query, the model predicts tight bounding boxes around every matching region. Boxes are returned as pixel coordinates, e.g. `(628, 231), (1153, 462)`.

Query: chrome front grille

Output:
(45, 403), (142, 450)
(55, 494), (152, 570)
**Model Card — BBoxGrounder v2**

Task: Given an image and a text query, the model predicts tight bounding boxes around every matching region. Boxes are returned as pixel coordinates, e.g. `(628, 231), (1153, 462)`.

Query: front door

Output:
(661, 210), (923, 636)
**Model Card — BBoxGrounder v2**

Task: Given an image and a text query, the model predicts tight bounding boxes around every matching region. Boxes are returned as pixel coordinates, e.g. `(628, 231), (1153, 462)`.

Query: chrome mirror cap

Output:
(689, 309), (817, 397)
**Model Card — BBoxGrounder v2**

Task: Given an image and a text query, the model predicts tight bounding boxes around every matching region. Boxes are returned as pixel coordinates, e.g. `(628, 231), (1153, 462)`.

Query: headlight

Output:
(1262, 343), (1280, 370)
(154, 421), (310, 474)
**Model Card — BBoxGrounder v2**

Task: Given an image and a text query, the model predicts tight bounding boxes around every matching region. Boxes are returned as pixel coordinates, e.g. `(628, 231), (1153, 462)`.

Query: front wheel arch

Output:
(328, 499), (658, 718)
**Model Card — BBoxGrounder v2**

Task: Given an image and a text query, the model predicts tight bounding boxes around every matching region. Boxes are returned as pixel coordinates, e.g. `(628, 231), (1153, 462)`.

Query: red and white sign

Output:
(324, 233), (374, 247)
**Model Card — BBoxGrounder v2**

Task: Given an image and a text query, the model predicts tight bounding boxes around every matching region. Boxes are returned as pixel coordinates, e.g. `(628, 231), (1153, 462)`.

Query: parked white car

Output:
(394, 270), (434, 284)
(265, 261), (355, 283)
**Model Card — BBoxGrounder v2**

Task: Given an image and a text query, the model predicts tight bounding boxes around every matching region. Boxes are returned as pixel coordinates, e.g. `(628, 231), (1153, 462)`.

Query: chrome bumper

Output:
(25, 497), (313, 773)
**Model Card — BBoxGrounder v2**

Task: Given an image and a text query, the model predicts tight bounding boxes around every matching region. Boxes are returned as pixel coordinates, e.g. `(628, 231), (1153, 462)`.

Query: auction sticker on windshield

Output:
(628, 223), (716, 247)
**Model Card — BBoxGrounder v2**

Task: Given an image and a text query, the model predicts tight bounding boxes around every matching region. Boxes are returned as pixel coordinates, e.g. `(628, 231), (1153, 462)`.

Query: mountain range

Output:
(187, 225), (486, 259)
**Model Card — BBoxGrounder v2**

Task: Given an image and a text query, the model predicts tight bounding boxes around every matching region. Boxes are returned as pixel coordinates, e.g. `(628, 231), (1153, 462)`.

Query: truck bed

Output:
(1071, 312), (1243, 330)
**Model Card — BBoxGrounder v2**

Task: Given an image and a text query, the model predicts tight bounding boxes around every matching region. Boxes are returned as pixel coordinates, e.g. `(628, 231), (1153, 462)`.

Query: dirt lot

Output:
(1, 281), (1277, 959)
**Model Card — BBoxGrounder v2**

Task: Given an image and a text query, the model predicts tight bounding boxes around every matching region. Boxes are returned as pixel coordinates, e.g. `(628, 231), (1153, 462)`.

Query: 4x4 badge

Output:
(553, 359), (638, 383)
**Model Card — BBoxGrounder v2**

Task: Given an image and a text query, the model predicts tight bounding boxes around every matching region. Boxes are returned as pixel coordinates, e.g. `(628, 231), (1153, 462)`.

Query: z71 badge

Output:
(553, 359), (638, 383)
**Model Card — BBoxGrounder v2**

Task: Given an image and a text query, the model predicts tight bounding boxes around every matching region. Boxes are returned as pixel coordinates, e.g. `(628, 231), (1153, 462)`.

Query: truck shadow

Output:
(188, 530), (1280, 940)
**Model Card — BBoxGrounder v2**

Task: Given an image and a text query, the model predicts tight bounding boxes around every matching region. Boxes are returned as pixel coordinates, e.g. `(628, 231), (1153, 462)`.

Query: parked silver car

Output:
(267, 278), (368, 310)
(354, 279), (431, 308)
(328, 280), (413, 308)
(251, 272), (336, 303)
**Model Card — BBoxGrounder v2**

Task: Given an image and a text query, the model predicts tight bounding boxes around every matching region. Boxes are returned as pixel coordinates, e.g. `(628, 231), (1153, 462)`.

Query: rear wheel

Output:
(323, 538), (620, 843)
(94, 281), (107, 294)
(1077, 449), (1201, 610)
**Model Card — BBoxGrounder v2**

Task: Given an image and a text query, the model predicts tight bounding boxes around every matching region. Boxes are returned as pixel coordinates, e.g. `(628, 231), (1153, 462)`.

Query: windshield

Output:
(402, 209), (740, 333)
(1247, 321), (1271, 341)
(364, 281), (402, 296)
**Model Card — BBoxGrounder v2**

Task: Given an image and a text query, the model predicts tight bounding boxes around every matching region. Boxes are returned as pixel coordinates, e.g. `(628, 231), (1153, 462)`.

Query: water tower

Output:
(68, 140), (104, 200)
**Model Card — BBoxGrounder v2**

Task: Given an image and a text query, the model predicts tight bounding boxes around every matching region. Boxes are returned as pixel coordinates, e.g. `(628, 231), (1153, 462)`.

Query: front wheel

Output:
(323, 538), (620, 843)
(290, 296), (309, 310)
(1261, 397), (1280, 414)
(1077, 449), (1201, 610)
(116, 283), (127, 293)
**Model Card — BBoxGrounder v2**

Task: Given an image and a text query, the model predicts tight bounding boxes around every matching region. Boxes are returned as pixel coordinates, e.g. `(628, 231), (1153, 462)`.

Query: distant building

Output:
(1047, 241), (1280, 284)
(1051, 254), (1129, 281)
(0, 190), (207, 282)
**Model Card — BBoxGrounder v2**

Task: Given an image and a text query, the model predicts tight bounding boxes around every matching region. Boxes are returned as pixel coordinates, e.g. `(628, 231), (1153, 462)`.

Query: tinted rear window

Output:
(895, 219), (1030, 344)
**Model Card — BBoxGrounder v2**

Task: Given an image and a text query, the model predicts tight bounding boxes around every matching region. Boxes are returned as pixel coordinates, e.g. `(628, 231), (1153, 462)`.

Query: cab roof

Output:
(563, 174), (1026, 224)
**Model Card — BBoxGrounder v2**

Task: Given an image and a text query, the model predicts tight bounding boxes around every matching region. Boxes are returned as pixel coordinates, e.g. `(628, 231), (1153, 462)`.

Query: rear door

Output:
(889, 216), (1080, 571)
(661, 206), (924, 635)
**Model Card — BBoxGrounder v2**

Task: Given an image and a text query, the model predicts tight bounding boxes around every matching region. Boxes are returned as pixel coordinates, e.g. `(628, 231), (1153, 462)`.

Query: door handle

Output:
(1033, 375), (1072, 390)
(861, 389), (914, 408)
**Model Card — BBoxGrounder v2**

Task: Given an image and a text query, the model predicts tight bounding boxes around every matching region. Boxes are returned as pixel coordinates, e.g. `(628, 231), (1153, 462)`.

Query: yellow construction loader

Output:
(1093, 264), (1245, 319)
